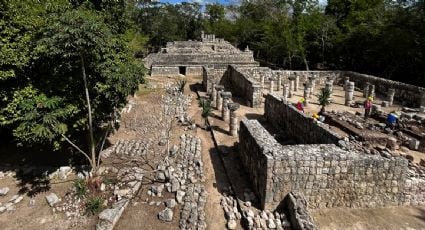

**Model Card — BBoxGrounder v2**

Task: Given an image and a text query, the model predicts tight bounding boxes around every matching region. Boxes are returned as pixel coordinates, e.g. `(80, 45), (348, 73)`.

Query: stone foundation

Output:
(239, 118), (409, 210)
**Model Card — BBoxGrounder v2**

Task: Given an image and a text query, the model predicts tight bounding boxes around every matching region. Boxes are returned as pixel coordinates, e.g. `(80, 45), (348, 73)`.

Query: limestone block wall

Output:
(228, 66), (263, 107)
(151, 66), (180, 77)
(186, 66), (203, 77)
(239, 119), (409, 210)
(264, 93), (341, 144)
(202, 66), (228, 94)
(342, 71), (425, 106)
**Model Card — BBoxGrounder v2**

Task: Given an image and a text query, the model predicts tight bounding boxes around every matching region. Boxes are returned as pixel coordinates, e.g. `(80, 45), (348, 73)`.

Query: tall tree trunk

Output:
(80, 54), (96, 173)
(303, 54), (309, 71)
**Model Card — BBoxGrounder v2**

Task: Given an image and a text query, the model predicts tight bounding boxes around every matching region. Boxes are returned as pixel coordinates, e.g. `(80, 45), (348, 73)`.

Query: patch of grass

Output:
(85, 196), (104, 215)
(135, 84), (157, 97)
(74, 178), (88, 198)
(102, 176), (116, 186)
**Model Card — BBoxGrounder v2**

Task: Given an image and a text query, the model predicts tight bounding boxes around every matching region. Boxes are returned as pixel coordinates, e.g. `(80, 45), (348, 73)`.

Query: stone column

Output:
(420, 92), (425, 107)
(277, 75), (282, 91)
(325, 80), (333, 93)
(269, 79), (274, 92)
(294, 75), (299, 92)
(261, 75), (265, 89)
(215, 85), (224, 111)
(211, 83), (217, 108)
(343, 77), (350, 91)
(228, 103), (240, 136)
(221, 92), (232, 122)
(368, 84), (375, 98)
(345, 81), (355, 106)
(303, 87), (309, 106)
(309, 77), (316, 97)
(289, 79), (294, 98)
(282, 84), (289, 102)
(387, 88), (396, 106)
(363, 82), (370, 98)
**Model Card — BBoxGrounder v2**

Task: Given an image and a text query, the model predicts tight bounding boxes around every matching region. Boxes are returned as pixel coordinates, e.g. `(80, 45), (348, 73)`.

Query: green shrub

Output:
(85, 196), (104, 215)
(74, 178), (88, 197)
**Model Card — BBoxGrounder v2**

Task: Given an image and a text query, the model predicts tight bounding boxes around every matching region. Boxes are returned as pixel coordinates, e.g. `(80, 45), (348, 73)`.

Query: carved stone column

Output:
(344, 76), (350, 91)
(363, 82), (370, 98)
(269, 79), (274, 92)
(282, 84), (289, 102)
(325, 79), (333, 93)
(294, 75), (299, 92)
(221, 92), (232, 122)
(261, 75), (265, 89)
(420, 92), (425, 107)
(277, 74), (282, 91)
(228, 103), (240, 136)
(345, 81), (355, 106)
(215, 85), (224, 111)
(211, 82), (217, 108)
(368, 84), (375, 98)
(387, 88), (396, 106)
(289, 79), (294, 98)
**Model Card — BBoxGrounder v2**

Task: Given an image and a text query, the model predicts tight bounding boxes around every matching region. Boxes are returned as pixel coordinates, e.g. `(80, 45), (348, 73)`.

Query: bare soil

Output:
(312, 206), (425, 230)
(0, 175), (95, 230)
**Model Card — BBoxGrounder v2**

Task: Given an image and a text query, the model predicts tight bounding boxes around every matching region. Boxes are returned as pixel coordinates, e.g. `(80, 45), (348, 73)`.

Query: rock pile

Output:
(219, 194), (291, 230)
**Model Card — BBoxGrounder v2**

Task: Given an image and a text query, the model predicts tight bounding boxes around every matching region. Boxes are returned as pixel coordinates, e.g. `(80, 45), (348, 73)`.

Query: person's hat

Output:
(300, 97), (305, 103)
(368, 96), (373, 101)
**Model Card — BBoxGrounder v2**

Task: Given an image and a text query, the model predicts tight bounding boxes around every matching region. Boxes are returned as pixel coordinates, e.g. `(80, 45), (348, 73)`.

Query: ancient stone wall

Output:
(151, 66), (180, 77)
(202, 66), (228, 94)
(228, 66), (263, 107)
(186, 66), (203, 77)
(264, 93), (341, 144)
(343, 71), (425, 106)
(239, 119), (409, 210)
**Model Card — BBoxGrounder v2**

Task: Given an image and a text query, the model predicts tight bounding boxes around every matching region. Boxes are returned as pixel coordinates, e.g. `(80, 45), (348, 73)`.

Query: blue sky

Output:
(160, 0), (327, 6)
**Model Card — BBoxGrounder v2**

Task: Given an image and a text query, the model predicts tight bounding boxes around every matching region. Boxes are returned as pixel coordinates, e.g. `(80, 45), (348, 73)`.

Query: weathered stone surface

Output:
(0, 187), (10, 196)
(158, 208), (173, 222)
(239, 118), (409, 210)
(46, 193), (60, 207)
(165, 199), (177, 208)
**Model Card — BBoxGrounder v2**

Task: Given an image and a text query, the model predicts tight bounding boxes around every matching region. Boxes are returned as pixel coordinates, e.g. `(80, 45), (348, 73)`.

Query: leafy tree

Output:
(318, 87), (332, 114)
(1, 5), (143, 174)
(198, 99), (212, 129)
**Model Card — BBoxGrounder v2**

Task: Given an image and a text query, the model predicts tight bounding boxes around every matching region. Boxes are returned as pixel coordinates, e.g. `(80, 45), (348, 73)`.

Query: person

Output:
(297, 97), (305, 113)
(364, 96), (373, 118)
(386, 111), (399, 129)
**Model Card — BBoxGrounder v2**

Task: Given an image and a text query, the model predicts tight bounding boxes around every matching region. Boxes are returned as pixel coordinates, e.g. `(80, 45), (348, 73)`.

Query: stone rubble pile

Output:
(102, 139), (150, 158)
(219, 193), (291, 230)
(0, 193), (24, 214)
(164, 88), (193, 122)
(144, 134), (207, 229)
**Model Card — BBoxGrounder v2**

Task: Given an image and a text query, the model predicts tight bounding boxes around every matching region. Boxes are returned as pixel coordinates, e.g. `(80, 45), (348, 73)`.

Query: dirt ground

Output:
(312, 206), (425, 230)
(0, 175), (95, 230)
(114, 76), (230, 229)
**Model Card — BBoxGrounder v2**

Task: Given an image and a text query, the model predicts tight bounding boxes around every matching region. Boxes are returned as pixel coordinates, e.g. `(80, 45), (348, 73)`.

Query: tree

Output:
(318, 87), (332, 114)
(198, 99), (212, 129)
(1, 5), (143, 175)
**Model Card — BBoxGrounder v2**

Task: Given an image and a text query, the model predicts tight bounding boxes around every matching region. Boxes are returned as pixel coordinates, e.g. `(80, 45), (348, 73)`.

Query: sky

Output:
(160, 0), (328, 6)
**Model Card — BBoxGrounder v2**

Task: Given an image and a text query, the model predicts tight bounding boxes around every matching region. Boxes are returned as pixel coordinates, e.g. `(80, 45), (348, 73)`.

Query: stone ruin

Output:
(144, 32), (258, 79)
(146, 36), (425, 228)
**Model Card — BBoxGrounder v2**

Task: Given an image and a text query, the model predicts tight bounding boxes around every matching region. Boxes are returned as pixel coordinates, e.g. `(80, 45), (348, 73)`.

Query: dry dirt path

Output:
(185, 76), (229, 230)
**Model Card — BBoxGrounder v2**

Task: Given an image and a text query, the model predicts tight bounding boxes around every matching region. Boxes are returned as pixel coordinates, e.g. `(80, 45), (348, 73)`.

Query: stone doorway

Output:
(179, 66), (186, 76)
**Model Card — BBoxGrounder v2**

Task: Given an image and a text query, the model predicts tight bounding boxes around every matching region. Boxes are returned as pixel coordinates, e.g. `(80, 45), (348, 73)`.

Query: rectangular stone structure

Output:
(239, 118), (409, 210)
